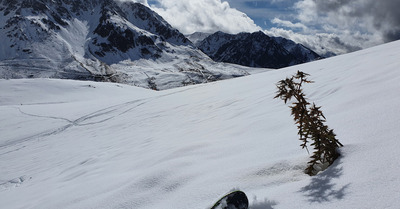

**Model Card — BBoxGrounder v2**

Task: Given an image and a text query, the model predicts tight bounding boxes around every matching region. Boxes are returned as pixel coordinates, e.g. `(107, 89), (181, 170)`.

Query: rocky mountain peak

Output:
(0, 0), (250, 90)
(197, 31), (321, 69)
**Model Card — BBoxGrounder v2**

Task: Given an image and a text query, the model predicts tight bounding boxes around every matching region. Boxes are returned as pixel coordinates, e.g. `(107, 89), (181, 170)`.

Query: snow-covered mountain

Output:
(185, 31), (212, 46)
(197, 31), (321, 69)
(272, 36), (321, 63)
(0, 0), (257, 90)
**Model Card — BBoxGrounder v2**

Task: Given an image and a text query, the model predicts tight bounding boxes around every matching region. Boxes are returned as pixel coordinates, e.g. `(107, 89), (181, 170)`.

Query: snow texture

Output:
(1, 40), (400, 209)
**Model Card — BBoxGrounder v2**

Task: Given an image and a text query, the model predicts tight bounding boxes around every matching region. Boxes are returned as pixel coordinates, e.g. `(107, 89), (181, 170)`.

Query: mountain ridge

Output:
(0, 0), (254, 90)
(195, 31), (321, 69)
(1, 0), (320, 90)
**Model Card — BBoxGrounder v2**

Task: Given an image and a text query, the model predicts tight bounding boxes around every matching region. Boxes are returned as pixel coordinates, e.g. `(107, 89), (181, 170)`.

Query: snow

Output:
(185, 32), (212, 46)
(1, 40), (400, 209)
(0, 1), (259, 89)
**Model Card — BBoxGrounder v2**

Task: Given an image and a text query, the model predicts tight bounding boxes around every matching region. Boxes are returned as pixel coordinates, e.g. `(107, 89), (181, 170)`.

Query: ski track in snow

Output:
(0, 99), (149, 154)
(0, 84), (202, 155)
(1, 40), (400, 209)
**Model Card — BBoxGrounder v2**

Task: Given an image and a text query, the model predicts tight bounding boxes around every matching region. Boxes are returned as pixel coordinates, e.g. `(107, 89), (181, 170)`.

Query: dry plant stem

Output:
(275, 71), (343, 176)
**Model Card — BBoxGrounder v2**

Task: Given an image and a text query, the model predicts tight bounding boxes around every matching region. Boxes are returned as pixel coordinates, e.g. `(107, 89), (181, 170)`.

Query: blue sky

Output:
(225, 0), (299, 30)
(148, 0), (300, 31)
(138, 0), (400, 56)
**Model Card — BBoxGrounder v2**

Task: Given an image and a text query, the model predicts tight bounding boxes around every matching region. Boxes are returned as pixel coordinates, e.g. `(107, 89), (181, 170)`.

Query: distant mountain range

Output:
(0, 0), (255, 90)
(188, 31), (321, 69)
(0, 0), (320, 89)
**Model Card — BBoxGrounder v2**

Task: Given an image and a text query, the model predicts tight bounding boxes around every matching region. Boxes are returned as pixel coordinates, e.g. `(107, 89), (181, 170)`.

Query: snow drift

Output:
(1, 40), (400, 208)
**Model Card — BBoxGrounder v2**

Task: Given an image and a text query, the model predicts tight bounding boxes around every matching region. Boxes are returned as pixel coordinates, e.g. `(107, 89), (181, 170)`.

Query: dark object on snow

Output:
(211, 190), (249, 209)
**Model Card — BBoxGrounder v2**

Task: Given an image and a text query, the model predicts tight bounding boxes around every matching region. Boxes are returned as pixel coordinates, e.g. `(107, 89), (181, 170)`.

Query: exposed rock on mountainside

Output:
(0, 0), (252, 90)
(197, 31), (321, 69)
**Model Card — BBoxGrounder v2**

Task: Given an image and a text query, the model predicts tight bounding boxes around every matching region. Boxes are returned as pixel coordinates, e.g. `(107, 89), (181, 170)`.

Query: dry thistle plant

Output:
(275, 71), (343, 175)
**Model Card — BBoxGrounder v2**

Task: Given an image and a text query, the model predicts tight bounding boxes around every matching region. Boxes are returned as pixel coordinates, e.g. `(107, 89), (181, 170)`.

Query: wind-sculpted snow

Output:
(1, 40), (400, 208)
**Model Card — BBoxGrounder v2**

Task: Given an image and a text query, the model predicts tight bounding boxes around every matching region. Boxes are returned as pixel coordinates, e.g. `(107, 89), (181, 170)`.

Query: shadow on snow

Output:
(299, 157), (350, 203)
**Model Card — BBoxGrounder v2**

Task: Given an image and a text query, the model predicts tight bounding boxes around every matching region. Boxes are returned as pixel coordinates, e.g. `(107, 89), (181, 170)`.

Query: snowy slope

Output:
(1, 40), (400, 209)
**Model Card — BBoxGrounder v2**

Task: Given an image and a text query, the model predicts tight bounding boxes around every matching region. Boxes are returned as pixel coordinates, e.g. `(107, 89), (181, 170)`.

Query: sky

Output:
(128, 0), (400, 56)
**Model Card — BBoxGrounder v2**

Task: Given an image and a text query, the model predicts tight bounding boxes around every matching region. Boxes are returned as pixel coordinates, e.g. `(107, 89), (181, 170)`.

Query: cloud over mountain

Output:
(148, 0), (261, 34)
(310, 0), (400, 42)
(107, 0), (400, 55)
(260, 0), (400, 55)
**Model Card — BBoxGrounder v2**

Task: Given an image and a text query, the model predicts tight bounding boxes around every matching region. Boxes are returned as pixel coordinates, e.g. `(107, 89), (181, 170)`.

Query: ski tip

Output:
(211, 190), (249, 209)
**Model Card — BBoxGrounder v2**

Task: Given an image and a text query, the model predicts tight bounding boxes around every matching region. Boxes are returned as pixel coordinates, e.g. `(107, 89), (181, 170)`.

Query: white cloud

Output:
(271, 18), (308, 31)
(295, 0), (400, 46)
(122, 0), (399, 55)
(264, 0), (399, 55)
(264, 27), (366, 56)
(149, 0), (261, 34)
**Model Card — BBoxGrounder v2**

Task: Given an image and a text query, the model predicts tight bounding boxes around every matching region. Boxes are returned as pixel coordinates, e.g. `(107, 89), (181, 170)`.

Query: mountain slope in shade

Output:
(197, 31), (321, 69)
(0, 0), (255, 90)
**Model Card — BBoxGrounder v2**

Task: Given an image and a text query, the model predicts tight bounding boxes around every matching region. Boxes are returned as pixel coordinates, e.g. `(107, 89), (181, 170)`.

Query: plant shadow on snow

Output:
(299, 157), (350, 203)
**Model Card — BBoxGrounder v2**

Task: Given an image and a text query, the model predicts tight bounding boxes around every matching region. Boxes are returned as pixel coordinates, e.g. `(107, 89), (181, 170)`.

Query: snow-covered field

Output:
(1, 40), (400, 209)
